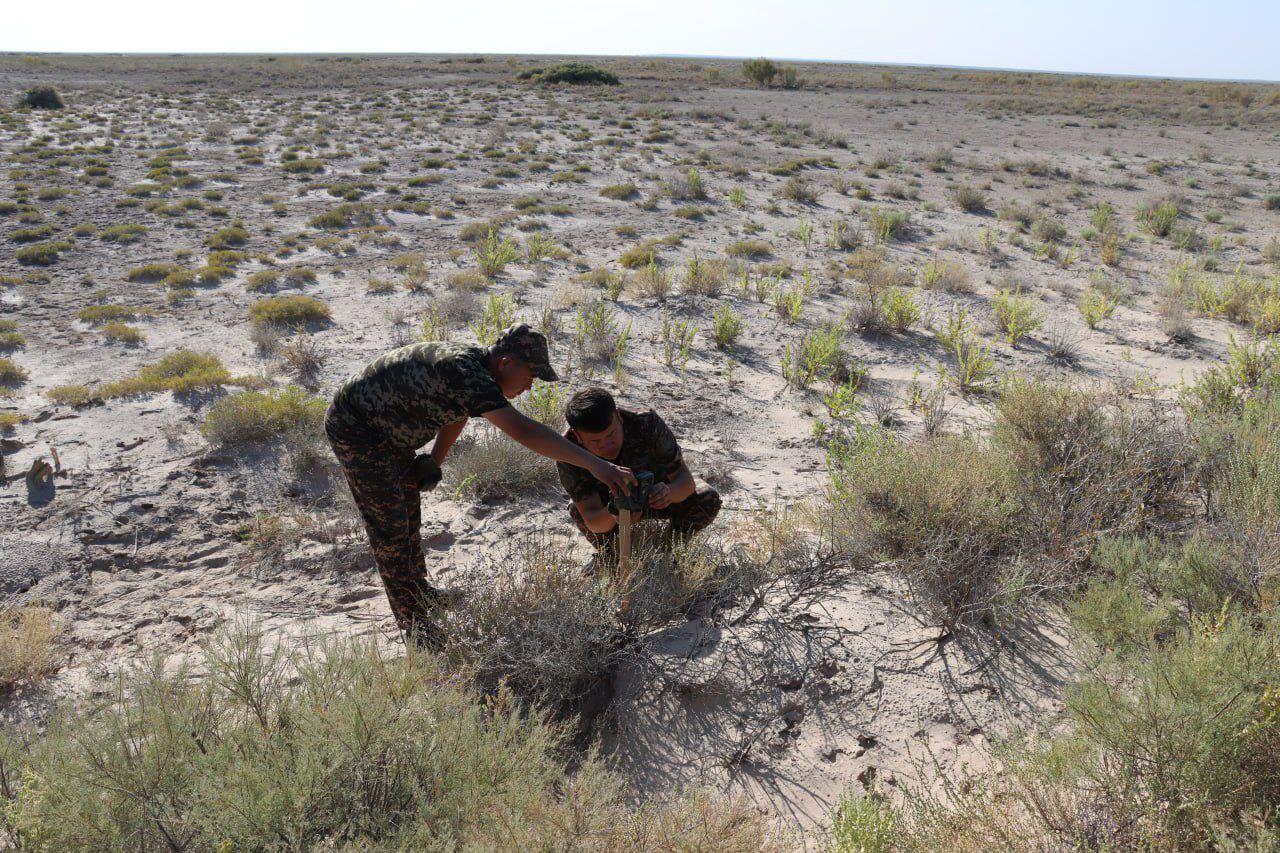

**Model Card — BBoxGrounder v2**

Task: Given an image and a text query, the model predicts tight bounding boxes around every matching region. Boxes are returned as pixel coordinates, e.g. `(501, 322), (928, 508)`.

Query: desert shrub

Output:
(100, 223), (146, 243)
(201, 386), (326, 446)
(441, 535), (621, 709)
(9, 225), (54, 243)
(0, 320), (24, 352)
(474, 229), (519, 278)
(879, 287), (921, 333)
(249, 295), (332, 327)
(246, 269), (280, 292)
(205, 224), (248, 249)
(20, 86), (63, 109)
(991, 287), (1043, 347)
(50, 350), (233, 405)
(101, 322), (144, 345)
(1030, 215), (1067, 243)
(919, 257), (972, 292)
(828, 792), (898, 853)
(888, 602), (1280, 850)
(1138, 199), (1180, 237)
(600, 182), (637, 200)
(620, 241), (659, 269)
(665, 168), (707, 201)
(517, 62), (619, 85)
(951, 185), (988, 213)
(0, 357), (29, 387)
(726, 239), (771, 259)
(681, 255), (729, 295)
(867, 207), (910, 241)
(0, 625), (777, 850)
(779, 176), (817, 204)
(15, 240), (71, 266)
(444, 419), (553, 501)
(125, 262), (179, 282)
(0, 606), (60, 691)
(742, 58), (780, 87)
(308, 203), (377, 230)
(76, 304), (149, 325)
(827, 379), (1192, 628)
(711, 303), (744, 348)
(1077, 282), (1122, 329)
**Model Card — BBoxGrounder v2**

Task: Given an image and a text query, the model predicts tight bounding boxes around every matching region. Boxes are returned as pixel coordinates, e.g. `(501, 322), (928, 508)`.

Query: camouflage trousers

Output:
(327, 419), (440, 644)
(568, 488), (722, 562)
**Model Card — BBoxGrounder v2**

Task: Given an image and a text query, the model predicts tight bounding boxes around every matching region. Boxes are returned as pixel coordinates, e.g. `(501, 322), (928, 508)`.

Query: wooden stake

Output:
(617, 508), (633, 578)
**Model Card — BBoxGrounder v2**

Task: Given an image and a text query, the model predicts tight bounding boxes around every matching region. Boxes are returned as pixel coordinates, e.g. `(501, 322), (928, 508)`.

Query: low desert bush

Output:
(951, 185), (988, 213)
(711, 303), (744, 348)
(201, 386), (326, 446)
(0, 357), (29, 387)
(600, 182), (638, 200)
(0, 625), (778, 850)
(991, 287), (1043, 347)
(443, 419), (554, 501)
(15, 240), (71, 266)
(868, 207), (910, 241)
(826, 378), (1192, 629)
(249, 295), (332, 327)
(517, 62), (619, 85)
(0, 606), (60, 691)
(20, 86), (63, 109)
(49, 350), (233, 405)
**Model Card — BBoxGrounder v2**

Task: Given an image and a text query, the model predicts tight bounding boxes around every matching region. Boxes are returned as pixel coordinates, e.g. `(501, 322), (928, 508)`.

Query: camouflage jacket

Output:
(327, 342), (509, 451)
(557, 408), (684, 504)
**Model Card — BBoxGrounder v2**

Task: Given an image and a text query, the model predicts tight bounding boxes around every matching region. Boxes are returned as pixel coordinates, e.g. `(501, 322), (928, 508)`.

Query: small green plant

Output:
(1138, 200), (1180, 237)
(711, 303), (744, 349)
(470, 293), (519, 346)
(879, 287), (921, 333)
(0, 357), (29, 387)
(828, 792), (898, 853)
(773, 285), (805, 323)
(992, 287), (1044, 348)
(951, 185), (988, 213)
(742, 58), (780, 87)
(16, 240), (71, 266)
(474, 229), (519, 278)
(659, 314), (698, 377)
(868, 207), (910, 242)
(1078, 284), (1121, 329)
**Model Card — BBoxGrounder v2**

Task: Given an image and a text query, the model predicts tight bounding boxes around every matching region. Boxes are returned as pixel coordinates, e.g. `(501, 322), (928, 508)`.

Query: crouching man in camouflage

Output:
(557, 387), (721, 566)
(326, 325), (634, 646)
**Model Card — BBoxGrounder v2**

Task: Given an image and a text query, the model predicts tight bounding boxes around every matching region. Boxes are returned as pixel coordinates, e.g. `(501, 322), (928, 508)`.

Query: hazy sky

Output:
(6, 0), (1277, 82)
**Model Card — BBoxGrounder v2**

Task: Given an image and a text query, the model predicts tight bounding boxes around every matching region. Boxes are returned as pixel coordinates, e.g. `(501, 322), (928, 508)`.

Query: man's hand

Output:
(410, 454), (443, 492)
(589, 458), (635, 497)
(648, 482), (673, 509)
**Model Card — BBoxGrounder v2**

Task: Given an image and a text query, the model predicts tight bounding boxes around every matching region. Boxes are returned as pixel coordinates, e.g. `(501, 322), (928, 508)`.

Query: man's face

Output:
(573, 412), (624, 461)
(495, 357), (534, 399)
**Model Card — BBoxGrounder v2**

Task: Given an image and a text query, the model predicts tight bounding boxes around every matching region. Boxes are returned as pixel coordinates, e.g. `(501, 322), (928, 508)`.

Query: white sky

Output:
(5, 0), (1278, 82)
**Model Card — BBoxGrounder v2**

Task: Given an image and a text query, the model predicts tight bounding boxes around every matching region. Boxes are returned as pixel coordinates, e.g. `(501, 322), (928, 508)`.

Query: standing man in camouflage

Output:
(326, 325), (634, 646)
(557, 387), (721, 565)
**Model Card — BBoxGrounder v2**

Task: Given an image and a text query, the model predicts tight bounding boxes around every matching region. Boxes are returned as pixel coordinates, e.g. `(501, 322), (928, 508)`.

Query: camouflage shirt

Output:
(557, 408), (684, 504)
(328, 341), (509, 451)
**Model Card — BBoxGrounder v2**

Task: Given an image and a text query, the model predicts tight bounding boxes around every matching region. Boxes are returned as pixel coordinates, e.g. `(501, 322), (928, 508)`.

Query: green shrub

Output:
(711, 303), (744, 348)
(309, 203), (377, 230)
(20, 86), (63, 109)
(742, 58), (780, 87)
(0, 625), (778, 850)
(101, 322), (144, 345)
(202, 386), (326, 446)
(249, 295), (332, 327)
(76, 304), (149, 325)
(726, 239), (771, 259)
(0, 357), (29, 387)
(600, 182), (637, 200)
(9, 225), (54, 243)
(474, 229), (519, 278)
(868, 208), (910, 241)
(205, 224), (248, 249)
(517, 62), (619, 85)
(15, 240), (71, 266)
(125, 262), (179, 282)
(951, 185), (988, 213)
(1138, 200), (1180, 237)
(0, 606), (61, 691)
(100, 223), (147, 243)
(991, 287), (1044, 347)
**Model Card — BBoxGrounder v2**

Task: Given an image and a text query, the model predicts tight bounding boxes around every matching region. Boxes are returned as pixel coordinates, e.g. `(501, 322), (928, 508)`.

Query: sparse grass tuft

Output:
(0, 606), (60, 691)
(250, 295), (332, 327)
(202, 386), (326, 446)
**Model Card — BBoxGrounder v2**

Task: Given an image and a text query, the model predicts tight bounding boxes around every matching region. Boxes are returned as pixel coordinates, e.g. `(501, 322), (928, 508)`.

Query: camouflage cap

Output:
(492, 323), (558, 382)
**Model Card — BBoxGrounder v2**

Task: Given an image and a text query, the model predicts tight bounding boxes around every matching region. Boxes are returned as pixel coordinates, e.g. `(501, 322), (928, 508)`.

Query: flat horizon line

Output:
(0, 50), (1275, 86)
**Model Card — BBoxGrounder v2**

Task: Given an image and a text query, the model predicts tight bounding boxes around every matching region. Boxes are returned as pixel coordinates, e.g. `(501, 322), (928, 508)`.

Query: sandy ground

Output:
(1, 54), (1277, 840)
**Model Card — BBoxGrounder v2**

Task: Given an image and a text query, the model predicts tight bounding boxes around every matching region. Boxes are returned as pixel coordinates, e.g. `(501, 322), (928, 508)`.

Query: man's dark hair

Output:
(565, 387), (616, 433)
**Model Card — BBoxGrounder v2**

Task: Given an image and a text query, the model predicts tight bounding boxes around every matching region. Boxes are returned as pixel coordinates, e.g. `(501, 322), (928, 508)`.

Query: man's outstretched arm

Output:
(430, 417), (468, 465)
(483, 407), (635, 495)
